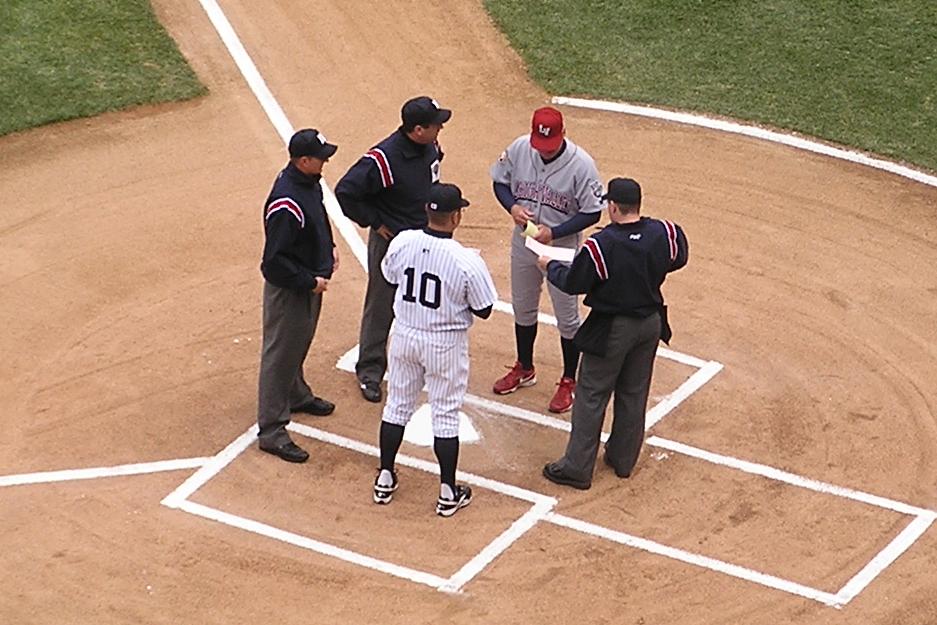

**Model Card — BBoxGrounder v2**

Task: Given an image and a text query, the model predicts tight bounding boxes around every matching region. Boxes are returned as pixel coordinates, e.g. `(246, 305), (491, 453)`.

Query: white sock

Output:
(439, 483), (454, 500)
(378, 469), (394, 487)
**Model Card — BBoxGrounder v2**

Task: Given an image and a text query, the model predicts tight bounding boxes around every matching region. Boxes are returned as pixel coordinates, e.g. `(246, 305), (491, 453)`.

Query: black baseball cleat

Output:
(360, 381), (382, 403)
(292, 396), (335, 416)
(258, 440), (309, 463)
(436, 484), (472, 517)
(542, 462), (591, 490)
(373, 468), (399, 504)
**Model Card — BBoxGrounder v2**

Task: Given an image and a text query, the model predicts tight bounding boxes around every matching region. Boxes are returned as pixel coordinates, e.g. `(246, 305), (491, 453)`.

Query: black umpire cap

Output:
(426, 182), (470, 213)
(288, 128), (338, 159)
(402, 96), (452, 128)
(601, 177), (642, 206)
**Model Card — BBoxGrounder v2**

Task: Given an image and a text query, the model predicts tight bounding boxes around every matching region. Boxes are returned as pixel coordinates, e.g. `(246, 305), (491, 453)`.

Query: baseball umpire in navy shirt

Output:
(256, 128), (340, 463)
(536, 178), (689, 488)
(335, 96), (450, 403)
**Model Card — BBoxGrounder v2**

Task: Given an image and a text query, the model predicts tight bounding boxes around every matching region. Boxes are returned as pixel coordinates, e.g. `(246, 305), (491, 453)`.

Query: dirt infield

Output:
(2, 1), (936, 624)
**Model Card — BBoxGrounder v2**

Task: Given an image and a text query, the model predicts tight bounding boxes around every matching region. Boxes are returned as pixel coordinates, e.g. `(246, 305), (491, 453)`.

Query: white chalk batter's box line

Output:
(332, 335), (935, 608)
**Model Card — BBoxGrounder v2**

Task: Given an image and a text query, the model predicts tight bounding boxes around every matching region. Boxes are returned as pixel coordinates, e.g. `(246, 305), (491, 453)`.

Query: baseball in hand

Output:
(523, 220), (538, 237)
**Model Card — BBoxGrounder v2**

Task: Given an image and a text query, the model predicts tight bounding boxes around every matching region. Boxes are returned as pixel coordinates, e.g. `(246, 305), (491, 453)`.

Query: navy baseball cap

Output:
(402, 96), (452, 128)
(601, 177), (642, 206)
(426, 183), (470, 213)
(288, 128), (338, 159)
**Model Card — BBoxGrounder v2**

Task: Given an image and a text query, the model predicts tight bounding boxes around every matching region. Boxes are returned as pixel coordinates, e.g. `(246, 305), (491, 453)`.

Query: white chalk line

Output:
(553, 96), (937, 189)
(645, 360), (723, 429)
(288, 422), (554, 506)
(545, 512), (842, 607)
(195, 0), (368, 273)
(177, 499), (447, 589)
(645, 436), (933, 518)
(834, 511), (937, 605)
(0, 457), (209, 488)
(440, 498), (556, 593)
(161, 425), (257, 508)
(490, 300), (714, 369)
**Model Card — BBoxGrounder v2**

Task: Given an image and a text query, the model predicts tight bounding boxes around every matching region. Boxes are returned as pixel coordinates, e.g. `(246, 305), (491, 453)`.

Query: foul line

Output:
(554, 96), (937, 189)
(195, 0), (367, 271)
(0, 457), (209, 488)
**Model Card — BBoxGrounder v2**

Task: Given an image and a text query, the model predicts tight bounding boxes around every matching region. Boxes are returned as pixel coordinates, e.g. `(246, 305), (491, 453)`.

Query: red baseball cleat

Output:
(548, 377), (576, 413)
(492, 361), (536, 395)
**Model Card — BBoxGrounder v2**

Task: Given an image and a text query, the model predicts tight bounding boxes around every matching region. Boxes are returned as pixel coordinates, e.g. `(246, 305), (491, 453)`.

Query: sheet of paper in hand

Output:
(524, 236), (575, 263)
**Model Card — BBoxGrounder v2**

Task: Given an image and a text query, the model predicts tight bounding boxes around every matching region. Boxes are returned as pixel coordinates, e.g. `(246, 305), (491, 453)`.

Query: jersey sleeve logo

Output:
(659, 219), (678, 261)
(583, 237), (608, 280)
(265, 197), (304, 228)
(365, 148), (394, 188)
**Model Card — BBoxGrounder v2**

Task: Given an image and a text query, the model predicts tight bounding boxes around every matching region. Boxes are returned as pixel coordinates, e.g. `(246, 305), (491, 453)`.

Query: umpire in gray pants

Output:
(256, 129), (340, 463)
(536, 178), (689, 488)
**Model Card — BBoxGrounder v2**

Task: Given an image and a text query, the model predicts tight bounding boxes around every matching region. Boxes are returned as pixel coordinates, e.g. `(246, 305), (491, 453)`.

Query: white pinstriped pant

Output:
(381, 325), (469, 438)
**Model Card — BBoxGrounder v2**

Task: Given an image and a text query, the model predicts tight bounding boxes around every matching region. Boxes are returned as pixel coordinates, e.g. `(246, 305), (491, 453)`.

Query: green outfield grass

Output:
(485, 0), (937, 172)
(0, 0), (205, 137)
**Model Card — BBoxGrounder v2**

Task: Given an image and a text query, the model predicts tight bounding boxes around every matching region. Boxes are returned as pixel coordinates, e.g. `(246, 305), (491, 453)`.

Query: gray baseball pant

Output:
(509, 229), (580, 339)
(257, 281), (321, 446)
(555, 312), (660, 481)
(356, 229), (395, 385)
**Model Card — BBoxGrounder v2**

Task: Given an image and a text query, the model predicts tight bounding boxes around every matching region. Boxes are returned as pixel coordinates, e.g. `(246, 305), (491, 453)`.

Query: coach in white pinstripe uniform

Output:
(372, 183), (498, 517)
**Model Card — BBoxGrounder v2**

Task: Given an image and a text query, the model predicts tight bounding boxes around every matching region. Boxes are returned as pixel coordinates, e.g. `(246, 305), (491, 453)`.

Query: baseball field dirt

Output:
(1, 1), (936, 623)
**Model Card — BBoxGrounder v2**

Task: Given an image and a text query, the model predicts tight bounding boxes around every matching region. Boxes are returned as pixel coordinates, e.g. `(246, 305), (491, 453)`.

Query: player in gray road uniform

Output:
(373, 182), (498, 517)
(490, 106), (603, 413)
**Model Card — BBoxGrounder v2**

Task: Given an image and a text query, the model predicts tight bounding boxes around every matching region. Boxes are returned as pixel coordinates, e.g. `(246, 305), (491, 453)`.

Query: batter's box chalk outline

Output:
(334, 336), (935, 607)
(160, 424), (557, 594)
(335, 313), (724, 434)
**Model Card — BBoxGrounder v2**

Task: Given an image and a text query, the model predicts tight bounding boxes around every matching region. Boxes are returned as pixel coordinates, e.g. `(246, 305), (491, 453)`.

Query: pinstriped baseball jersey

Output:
(490, 135), (604, 231)
(380, 227), (498, 438)
(381, 229), (498, 332)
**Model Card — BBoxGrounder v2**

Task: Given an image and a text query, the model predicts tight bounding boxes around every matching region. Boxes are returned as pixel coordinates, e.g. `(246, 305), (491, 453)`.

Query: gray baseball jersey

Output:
(380, 229), (498, 437)
(491, 135), (604, 236)
(491, 136), (603, 337)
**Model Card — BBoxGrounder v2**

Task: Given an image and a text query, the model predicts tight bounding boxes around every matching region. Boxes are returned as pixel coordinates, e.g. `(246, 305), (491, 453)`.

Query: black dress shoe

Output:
(259, 440), (309, 463)
(603, 453), (631, 478)
(293, 396), (335, 416)
(360, 381), (382, 403)
(542, 462), (591, 490)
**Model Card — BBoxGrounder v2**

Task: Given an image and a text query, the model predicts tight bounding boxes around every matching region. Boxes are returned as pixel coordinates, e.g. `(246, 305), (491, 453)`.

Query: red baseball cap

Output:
(530, 106), (564, 152)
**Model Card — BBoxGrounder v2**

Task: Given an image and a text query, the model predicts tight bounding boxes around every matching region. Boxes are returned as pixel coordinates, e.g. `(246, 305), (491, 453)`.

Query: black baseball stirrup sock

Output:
(560, 337), (580, 379)
(379, 421), (405, 471)
(515, 322), (538, 370)
(433, 436), (460, 489)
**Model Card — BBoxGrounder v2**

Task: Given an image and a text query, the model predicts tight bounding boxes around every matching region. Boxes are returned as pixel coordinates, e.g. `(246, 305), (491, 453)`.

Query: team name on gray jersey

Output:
(490, 135), (604, 229)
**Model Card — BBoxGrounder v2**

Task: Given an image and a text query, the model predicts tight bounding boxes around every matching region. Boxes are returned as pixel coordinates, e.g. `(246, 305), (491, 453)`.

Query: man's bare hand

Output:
(509, 204), (533, 227)
(313, 277), (329, 294)
(533, 224), (553, 244)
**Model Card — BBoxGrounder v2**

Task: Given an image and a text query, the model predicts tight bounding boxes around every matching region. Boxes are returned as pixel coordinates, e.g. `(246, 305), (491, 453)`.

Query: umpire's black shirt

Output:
(547, 216), (689, 316)
(260, 162), (335, 292)
(334, 128), (442, 234)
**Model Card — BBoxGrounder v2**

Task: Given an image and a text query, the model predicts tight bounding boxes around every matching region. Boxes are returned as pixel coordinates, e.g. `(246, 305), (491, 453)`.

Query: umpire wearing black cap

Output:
(536, 178), (689, 488)
(335, 96), (452, 403)
(257, 128), (339, 463)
